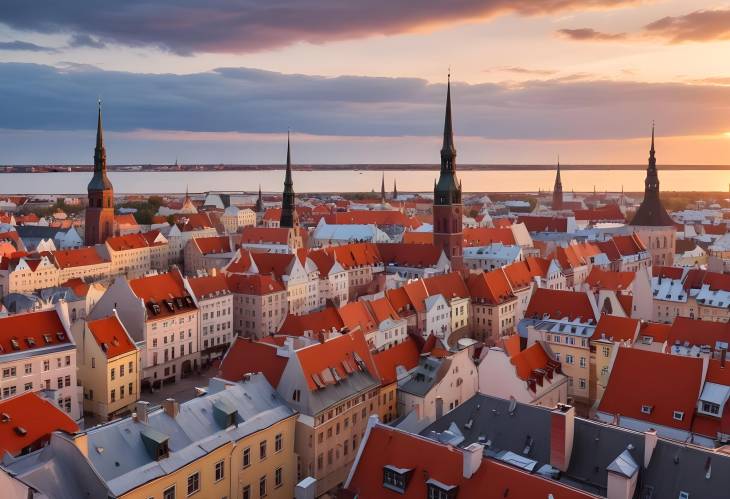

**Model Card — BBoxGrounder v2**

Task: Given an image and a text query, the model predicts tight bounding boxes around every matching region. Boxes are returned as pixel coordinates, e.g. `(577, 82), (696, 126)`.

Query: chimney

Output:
(211, 267), (217, 277)
(549, 403), (575, 472)
(294, 477), (317, 499)
(162, 398), (179, 418)
(644, 429), (657, 468)
(462, 442), (484, 479)
(135, 401), (151, 423)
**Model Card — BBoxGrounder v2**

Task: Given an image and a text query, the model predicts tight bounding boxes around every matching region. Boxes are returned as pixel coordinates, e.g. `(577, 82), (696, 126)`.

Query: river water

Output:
(0, 169), (727, 195)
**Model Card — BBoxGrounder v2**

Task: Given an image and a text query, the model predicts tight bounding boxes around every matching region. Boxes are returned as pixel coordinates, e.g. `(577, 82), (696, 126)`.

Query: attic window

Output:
(383, 465), (412, 493)
(679, 493), (689, 499)
(641, 405), (653, 415)
(10, 338), (20, 350)
(43, 334), (52, 344)
(426, 480), (458, 499)
(56, 332), (66, 341)
(25, 337), (36, 347)
(673, 411), (685, 421)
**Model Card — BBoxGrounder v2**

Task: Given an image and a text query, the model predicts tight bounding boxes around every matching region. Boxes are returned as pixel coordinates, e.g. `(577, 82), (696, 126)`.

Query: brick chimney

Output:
(549, 403), (575, 472)
(462, 443), (484, 479)
(162, 398), (179, 419)
(134, 401), (151, 423)
(644, 429), (657, 468)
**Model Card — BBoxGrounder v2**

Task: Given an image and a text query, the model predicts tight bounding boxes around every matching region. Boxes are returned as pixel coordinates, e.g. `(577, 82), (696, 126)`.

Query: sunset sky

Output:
(2, 0), (730, 165)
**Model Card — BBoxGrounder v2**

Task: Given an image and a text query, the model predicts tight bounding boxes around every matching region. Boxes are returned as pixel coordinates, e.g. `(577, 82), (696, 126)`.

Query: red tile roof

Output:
(502, 335), (521, 357)
(240, 226), (291, 244)
(591, 314), (639, 342)
(345, 424), (596, 499)
(598, 348), (703, 432)
(227, 273), (285, 295)
(306, 248), (338, 276)
(585, 267), (635, 291)
(551, 242), (603, 270)
(401, 232), (433, 245)
(518, 215), (568, 233)
(0, 392), (79, 456)
(115, 213), (139, 226)
(668, 317), (730, 350)
(325, 211), (421, 229)
(187, 273), (231, 299)
(128, 270), (196, 320)
(52, 247), (106, 269)
(224, 249), (253, 274)
(367, 297), (400, 323)
(0, 310), (71, 356)
(106, 233), (149, 251)
(463, 227), (515, 246)
(60, 278), (91, 297)
(684, 269), (730, 293)
(324, 242), (382, 270)
(423, 271), (470, 300)
(194, 235), (232, 255)
(525, 288), (596, 322)
(177, 213), (215, 231)
(638, 322), (671, 344)
(510, 342), (554, 381)
(278, 307), (344, 337)
(372, 337), (421, 384)
(467, 269), (514, 305)
(703, 224), (727, 235)
(218, 337), (288, 387)
(338, 301), (377, 333)
(524, 256), (553, 278)
(296, 329), (376, 391)
(653, 265), (683, 280)
(250, 252), (296, 280)
(573, 205), (625, 222)
(376, 243), (443, 268)
(502, 260), (533, 291)
(87, 315), (136, 358)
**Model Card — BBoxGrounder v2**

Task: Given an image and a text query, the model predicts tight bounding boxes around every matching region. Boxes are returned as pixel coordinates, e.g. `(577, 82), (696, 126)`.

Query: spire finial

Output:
(650, 120), (655, 152)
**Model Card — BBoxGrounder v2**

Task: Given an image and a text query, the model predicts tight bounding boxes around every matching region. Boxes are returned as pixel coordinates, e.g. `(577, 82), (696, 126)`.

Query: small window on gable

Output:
(673, 411), (684, 421)
(426, 480), (458, 499)
(641, 405), (653, 415)
(383, 465), (412, 493)
(679, 492), (689, 499)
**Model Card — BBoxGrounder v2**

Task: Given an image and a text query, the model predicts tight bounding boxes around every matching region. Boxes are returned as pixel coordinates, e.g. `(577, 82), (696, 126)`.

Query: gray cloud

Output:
(486, 66), (558, 76)
(645, 8), (730, 43)
(557, 28), (627, 41)
(0, 0), (638, 54)
(0, 39), (57, 52)
(68, 33), (106, 49)
(1, 63), (730, 143)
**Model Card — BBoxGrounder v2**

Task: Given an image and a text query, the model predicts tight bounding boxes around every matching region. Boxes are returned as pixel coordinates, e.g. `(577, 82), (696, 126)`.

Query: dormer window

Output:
(701, 402), (720, 415)
(426, 479), (458, 499)
(673, 411), (685, 421)
(641, 405), (653, 415)
(383, 465), (412, 493)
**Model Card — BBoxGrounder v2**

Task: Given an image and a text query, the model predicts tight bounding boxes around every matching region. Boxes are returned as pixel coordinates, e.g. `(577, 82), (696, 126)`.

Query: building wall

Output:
(197, 293), (234, 362)
(471, 299), (517, 345)
(58, 261), (111, 283)
(537, 328), (591, 404)
(632, 226), (676, 267)
(232, 290), (288, 339)
(109, 246), (152, 279)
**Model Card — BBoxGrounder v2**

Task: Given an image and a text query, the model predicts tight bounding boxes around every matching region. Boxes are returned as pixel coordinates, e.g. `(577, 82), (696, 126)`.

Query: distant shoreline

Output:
(3, 163), (730, 173)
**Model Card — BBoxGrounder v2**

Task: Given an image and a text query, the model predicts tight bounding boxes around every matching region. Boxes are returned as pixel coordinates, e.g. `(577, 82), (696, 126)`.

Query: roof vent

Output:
(14, 426), (27, 436)
(0, 413), (10, 423)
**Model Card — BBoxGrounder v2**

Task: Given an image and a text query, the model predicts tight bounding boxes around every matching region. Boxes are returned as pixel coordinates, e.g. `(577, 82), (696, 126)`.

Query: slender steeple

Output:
(280, 131), (299, 228)
(434, 73), (461, 206)
(393, 179), (398, 200)
(380, 172), (386, 203)
(255, 184), (264, 213)
(552, 155), (563, 210)
(85, 99), (115, 245)
(630, 122), (673, 226)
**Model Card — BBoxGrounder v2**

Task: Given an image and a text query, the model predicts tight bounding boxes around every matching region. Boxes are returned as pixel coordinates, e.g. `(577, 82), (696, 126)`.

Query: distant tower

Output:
(433, 74), (463, 270)
(255, 185), (264, 213)
(629, 123), (675, 265)
(393, 179), (398, 200)
(280, 132), (299, 229)
(552, 156), (563, 210)
(380, 172), (386, 204)
(85, 100), (115, 245)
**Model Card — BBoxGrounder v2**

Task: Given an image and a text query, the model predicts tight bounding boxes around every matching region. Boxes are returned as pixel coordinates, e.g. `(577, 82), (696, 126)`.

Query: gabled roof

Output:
(585, 267), (635, 291)
(376, 243), (443, 268)
(187, 273), (231, 300)
(87, 315), (136, 358)
(128, 270), (196, 319)
(551, 242), (603, 270)
(323, 242), (382, 269)
(502, 260), (533, 291)
(226, 273), (285, 295)
(223, 249), (253, 274)
(52, 247), (106, 268)
(115, 214), (139, 227)
(193, 235), (232, 255)
(240, 226), (291, 244)
(598, 348), (702, 431)
(509, 342), (554, 381)
(0, 392), (79, 456)
(296, 329), (376, 391)
(525, 288), (596, 322)
(462, 227), (515, 246)
(668, 317), (730, 350)
(306, 248), (338, 275)
(367, 297), (400, 323)
(422, 271), (470, 300)
(0, 310), (71, 356)
(638, 322), (671, 344)
(177, 213), (215, 231)
(338, 301), (377, 333)
(372, 337), (421, 384)
(250, 252), (296, 280)
(466, 269), (514, 305)
(218, 337), (288, 387)
(573, 204), (625, 222)
(278, 307), (344, 337)
(653, 265), (683, 280)
(684, 269), (730, 293)
(591, 314), (639, 342)
(106, 233), (149, 251)
(524, 256), (554, 278)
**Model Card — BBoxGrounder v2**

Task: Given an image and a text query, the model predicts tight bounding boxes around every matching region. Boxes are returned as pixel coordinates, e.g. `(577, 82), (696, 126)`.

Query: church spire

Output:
(393, 178), (398, 200)
(280, 130), (299, 228)
(552, 154), (563, 210)
(255, 184), (264, 213)
(434, 72), (461, 206)
(380, 172), (386, 203)
(629, 122), (673, 227)
(94, 99), (106, 173)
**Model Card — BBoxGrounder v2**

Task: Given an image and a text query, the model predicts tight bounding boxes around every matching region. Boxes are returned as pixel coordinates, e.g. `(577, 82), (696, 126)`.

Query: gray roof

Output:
(83, 375), (295, 496)
(15, 225), (67, 239)
(306, 370), (379, 416)
(398, 356), (449, 397)
(421, 393), (730, 498)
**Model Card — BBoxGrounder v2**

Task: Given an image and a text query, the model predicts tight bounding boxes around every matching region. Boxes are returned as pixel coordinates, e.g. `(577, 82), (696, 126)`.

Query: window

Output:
(242, 447), (251, 468)
(111, 368), (115, 380)
(2, 367), (16, 378)
(292, 389), (300, 402)
(120, 364), (125, 377)
(110, 389), (116, 402)
(565, 354), (574, 365)
(214, 460), (225, 482)
(24, 363), (32, 374)
(259, 475), (267, 497)
(702, 401), (720, 415)
(163, 486), (175, 499)
(275, 467), (283, 488)
(679, 492), (689, 499)
(673, 411), (685, 421)
(383, 467), (410, 493)
(579, 357), (586, 368)
(275, 433), (283, 453)
(427, 483), (455, 499)
(602, 346), (610, 357)
(187, 472), (200, 496)
(242, 485), (251, 499)
(260, 440), (267, 459)
(641, 405), (653, 415)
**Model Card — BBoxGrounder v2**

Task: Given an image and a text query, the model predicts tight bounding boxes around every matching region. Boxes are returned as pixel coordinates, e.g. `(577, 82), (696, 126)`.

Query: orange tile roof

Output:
(240, 226), (291, 244)
(573, 205), (625, 222)
(187, 273), (231, 299)
(250, 252), (295, 280)
(467, 270), (514, 305)
(194, 235), (232, 255)
(510, 342), (553, 381)
(638, 322), (671, 344)
(372, 337), (421, 384)
(463, 227), (515, 246)
(525, 288), (596, 322)
(296, 329), (376, 391)
(306, 248), (338, 275)
(653, 265), (683, 280)
(0, 392), (79, 456)
(524, 256), (553, 278)
(376, 243), (443, 267)
(218, 337), (288, 387)
(367, 296), (399, 323)
(401, 280), (429, 313)
(598, 348), (703, 432)
(325, 210), (421, 229)
(551, 242), (602, 270)
(585, 267), (635, 291)
(324, 242), (382, 270)
(227, 273), (284, 295)
(684, 269), (730, 293)
(52, 246), (106, 268)
(224, 249), (253, 274)
(128, 270), (196, 320)
(591, 314), (639, 342)
(141, 230), (165, 247)
(279, 307), (344, 337)
(502, 334), (521, 357)
(502, 260), (533, 291)
(60, 278), (91, 297)
(87, 315), (136, 358)
(423, 271), (470, 300)
(106, 233), (149, 251)
(178, 213), (215, 232)
(338, 301), (377, 333)
(115, 213), (139, 226)
(346, 424), (596, 499)
(401, 232), (433, 245)
(0, 310), (71, 356)
(668, 317), (730, 349)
